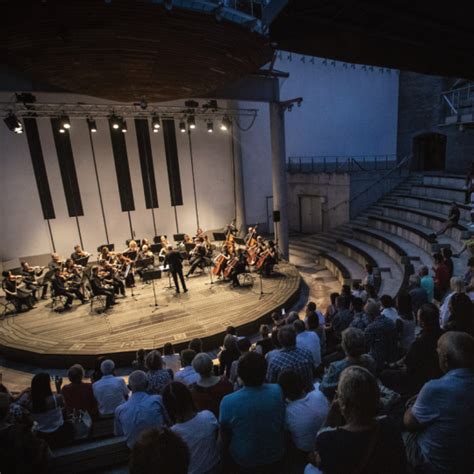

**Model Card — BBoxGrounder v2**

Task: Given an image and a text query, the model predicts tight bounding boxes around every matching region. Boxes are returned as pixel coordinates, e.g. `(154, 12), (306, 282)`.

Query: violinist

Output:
(101, 262), (126, 297)
(2, 270), (35, 311)
(158, 236), (169, 263)
(195, 227), (205, 239)
(125, 240), (139, 260)
(186, 238), (207, 278)
(63, 259), (83, 291)
(213, 247), (231, 279)
(90, 266), (115, 311)
(141, 238), (151, 250)
(98, 246), (113, 265)
(20, 261), (48, 300)
(71, 245), (90, 264)
(117, 253), (135, 288)
(48, 253), (63, 272)
(137, 244), (154, 278)
(51, 267), (87, 311)
(229, 248), (248, 288)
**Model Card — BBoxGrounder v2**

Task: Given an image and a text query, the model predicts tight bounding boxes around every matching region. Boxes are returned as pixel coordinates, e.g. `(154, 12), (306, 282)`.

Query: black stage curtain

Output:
(162, 119), (183, 206)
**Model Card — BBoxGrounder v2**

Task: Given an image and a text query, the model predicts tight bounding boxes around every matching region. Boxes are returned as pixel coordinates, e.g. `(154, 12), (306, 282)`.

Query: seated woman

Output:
(305, 366), (406, 474)
(145, 350), (173, 395)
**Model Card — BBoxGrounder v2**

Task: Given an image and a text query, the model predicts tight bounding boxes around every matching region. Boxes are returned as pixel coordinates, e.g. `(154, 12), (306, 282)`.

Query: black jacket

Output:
(164, 251), (183, 272)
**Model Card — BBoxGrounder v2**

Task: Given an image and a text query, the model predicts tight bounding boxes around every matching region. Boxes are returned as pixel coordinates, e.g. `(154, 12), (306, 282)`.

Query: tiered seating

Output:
(290, 172), (472, 298)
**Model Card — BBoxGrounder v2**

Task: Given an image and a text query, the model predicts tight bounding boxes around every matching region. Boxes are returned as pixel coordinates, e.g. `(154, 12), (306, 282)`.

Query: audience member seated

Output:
(266, 326), (314, 391)
(396, 291), (416, 354)
(0, 392), (49, 474)
(380, 294), (400, 323)
(163, 382), (221, 474)
(229, 337), (252, 388)
(278, 370), (329, 458)
(271, 310), (286, 329)
(59, 364), (98, 418)
(319, 327), (376, 399)
(306, 309), (326, 356)
(364, 283), (379, 303)
(324, 292), (339, 323)
(129, 427), (190, 474)
(162, 342), (182, 374)
(254, 324), (274, 356)
(175, 349), (200, 386)
(329, 295), (353, 341)
(90, 355), (106, 383)
(403, 331), (474, 473)
(432, 253), (450, 302)
(219, 352), (286, 472)
(349, 297), (369, 331)
(285, 310), (300, 326)
(294, 319), (321, 369)
(351, 281), (367, 302)
(364, 301), (398, 371)
(189, 353), (233, 418)
(145, 350), (173, 394)
(419, 265), (434, 303)
(446, 292), (474, 336)
(463, 257), (474, 287)
(306, 366), (407, 474)
(92, 359), (129, 416)
(115, 370), (166, 448)
(188, 338), (203, 354)
(408, 274), (429, 315)
(218, 335), (241, 378)
(440, 276), (467, 329)
(381, 303), (443, 397)
(265, 327), (282, 365)
(132, 349), (147, 372)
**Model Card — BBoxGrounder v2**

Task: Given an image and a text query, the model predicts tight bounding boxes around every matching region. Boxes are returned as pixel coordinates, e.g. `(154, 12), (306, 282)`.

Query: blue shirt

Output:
(420, 275), (434, 302)
(219, 384), (285, 468)
(114, 391), (166, 448)
(364, 315), (398, 370)
(412, 368), (474, 473)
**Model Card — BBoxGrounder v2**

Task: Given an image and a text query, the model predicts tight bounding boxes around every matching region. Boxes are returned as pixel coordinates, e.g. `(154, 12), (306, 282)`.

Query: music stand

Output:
(159, 264), (174, 290)
(234, 238), (246, 246)
(97, 243), (114, 252)
(75, 256), (90, 267)
(123, 250), (137, 261)
(173, 234), (185, 242)
(185, 243), (196, 254)
(150, 244), (161, 254)
(136, 257), (154, 269)
(213, 233), (226, 242)
(142, 269), (165, 312)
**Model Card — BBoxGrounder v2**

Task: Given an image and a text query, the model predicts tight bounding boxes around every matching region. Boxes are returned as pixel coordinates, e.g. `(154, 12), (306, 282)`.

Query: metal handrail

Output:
(441, 83), (473, 116)
(324, 155), (412, 214)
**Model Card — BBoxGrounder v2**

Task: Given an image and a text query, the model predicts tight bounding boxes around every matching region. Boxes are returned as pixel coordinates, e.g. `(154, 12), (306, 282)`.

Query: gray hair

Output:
(409, 274), (421, 287)
(128, 370), (148, 392)
(192, 353), (213, 376)
(101, 359), (115, 375)
(450, 276), (465, 294)
(439, 331), (474, 370)
(341, 328), (366, 357)
(364, 301), (380, 319)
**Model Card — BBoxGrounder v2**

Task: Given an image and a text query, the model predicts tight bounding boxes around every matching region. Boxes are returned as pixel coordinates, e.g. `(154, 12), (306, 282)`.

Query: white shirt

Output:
(285, 389), (329, 452)
(171, 410), (220, 474)
(381, 307), (400, 323)
(296, 331), (321, 367)
(92, 375), (129, 415)
(174, 365), (200, 385)
(439, 291), (454, 328)
(162, 354), (181, 374)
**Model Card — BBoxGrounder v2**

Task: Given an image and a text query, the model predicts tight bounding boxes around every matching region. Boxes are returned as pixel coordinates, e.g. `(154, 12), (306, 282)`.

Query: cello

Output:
(223, 256), (239, 279)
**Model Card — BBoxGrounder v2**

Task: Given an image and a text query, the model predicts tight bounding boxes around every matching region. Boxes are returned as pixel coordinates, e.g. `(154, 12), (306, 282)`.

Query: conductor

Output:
(163, 245), (188, 294)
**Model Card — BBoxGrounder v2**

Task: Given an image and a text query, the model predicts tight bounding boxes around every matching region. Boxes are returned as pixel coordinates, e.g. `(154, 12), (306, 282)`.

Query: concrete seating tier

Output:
(410, 184), (466, 202)
(422, 174), (467, 189)
(317, 252), (353, 286)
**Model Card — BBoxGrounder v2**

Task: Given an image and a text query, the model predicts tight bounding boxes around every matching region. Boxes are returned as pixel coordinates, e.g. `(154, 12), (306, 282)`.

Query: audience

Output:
(380, 294), (400, 323)
(162, 342), (182, 374)
(163, 382), (221, 474)
(189, 353), (233, 417)
(396, 291), (416, 353)
(265, 327), (282, 364)
(447, 292), (474, 335)
(219, 352), (286, 472)
(254, 324), (274, 356)
(132, 349), (147, 372)
(306, 366), (407, 474)
(294, 319), (321, 369)
(266, 326), (315, 391)
(90, 355), (106, 383)
(419, 265), (434, 302)
(324, 292), (339, 322)
(330, 296), (353, 338)
(442, 247), (454, 279)
(145, 350), (173, 394)
(218, 335), (241, 378)
(92, 359), (129, 416)
(349, 297), (369, 331)
(188, 338), (203, 354)
(403, 331), (474, 473)
(432, 253), (450, 301)
(175, 349), (200, 385)
(114, 370), (166, 448)
(439, 276), (466, 328)
(129, 427), (190, 474)
(60, 364), (98, 418)
(408, 274), (428, 314)
(306, 309), (326, 356)
(229, 337), (251, 388)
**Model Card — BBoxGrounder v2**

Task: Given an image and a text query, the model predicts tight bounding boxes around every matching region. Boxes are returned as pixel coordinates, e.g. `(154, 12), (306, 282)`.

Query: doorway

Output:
(299, 195), (323, 234)
(412, 133), (446, 171)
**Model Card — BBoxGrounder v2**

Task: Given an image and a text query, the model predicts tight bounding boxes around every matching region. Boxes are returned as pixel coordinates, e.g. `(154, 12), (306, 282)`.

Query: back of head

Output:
(336, 295), (349, 309)
(342, 284), (351, 296)
(418, 303), (440, 331)
(450, 276), (466, 294)
(341, 327), (366, 357)
(364, 301), (380, 320)
(237, 352), (267, 387)
(259, 324), (270, 338)
(442, 247), (452, 258)
(188, 338), (202, 353)
(278, 326), (297, 348)
(136, 348), (146, 360)
(307, 301), (316, 312)
(330, 292), (339, 306)
(449, 292), (473, 320)
(306, 311), (320, 330)
(68, 364), (85, 384)
(180, 349), (196, 367)
(338, 366), (379, 424)
(223, 334), (238, 351)
(162, 382), (195, 424)
(286, 311), (299, 325)
(145, 350), (163, 371)
(129, 370), (148, 392)
(438, 331), (474, 371)
(380, 294), (393, 308)
(130, 427), (190, 474)
(0, 393), (10, 421)
(278, 370), (304, 401)
(31, 372), (53, 412)
(419, 265), (429, 276)
(293, 319), (305, 334)
(101, 359), (115, 376)
(409, 274), (421, 287)
(163, 343), (174, 356)
(192, 353), (213, 377)
(351, 297), (364, 313)
(433, 253), (443, 264)
(226, 326), (237, 336)
(237, 337), (252, 353)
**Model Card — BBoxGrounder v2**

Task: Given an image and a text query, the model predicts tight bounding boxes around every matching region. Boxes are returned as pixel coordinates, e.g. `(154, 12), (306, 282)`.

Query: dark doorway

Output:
(412, 133), (446, 171)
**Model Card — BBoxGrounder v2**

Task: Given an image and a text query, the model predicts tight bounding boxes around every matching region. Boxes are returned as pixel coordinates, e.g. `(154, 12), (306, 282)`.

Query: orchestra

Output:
(2, 221), (281, 315)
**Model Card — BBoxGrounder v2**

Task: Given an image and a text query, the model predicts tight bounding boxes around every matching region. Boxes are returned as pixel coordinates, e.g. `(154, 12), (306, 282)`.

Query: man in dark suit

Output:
(51, 268), (87, 311)
(163, 245), (188, 294)
(90, 266), (115, 311)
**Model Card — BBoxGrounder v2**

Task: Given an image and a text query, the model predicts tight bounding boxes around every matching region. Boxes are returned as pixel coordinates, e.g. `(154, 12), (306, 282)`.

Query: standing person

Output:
(432, 253), (450, 301)
(442, 247), (454, 279)
(363, 263), (375, 287)
(419, 266), (434, 303)
(219, 352), (286, 472)
(163, 245), (187, 294)
(434, 202), (460, 236)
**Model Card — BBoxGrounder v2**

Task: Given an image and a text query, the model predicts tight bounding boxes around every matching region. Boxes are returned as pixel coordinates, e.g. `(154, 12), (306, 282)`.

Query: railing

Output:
(324, 155), (412, 219)
(287, 155), (398, 174)
(441, 83), (474, 116)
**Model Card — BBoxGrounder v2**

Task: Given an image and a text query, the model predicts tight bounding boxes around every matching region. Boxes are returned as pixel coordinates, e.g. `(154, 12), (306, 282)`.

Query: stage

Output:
(0, 263), (300, 367)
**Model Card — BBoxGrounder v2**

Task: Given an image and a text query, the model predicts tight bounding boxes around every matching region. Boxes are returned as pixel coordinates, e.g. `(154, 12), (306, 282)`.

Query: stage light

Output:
(207, 121), (214, 133)
(152, 115), (161, 131)
(59, 128), (66, 134)
(121, 119), (128, 133)
(60, 115), (71, 129)
(87, 118), (97, 133)
(110, 114), (121, 129)
(187, 115), (196, 129)
(179, 121), (186, 133)
(220, 116), (232, 131)
(4, 112), (23, 133)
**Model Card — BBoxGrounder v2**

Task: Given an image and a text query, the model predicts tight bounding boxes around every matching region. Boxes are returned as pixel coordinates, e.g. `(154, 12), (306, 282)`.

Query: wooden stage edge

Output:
(0, 263), (301, 368)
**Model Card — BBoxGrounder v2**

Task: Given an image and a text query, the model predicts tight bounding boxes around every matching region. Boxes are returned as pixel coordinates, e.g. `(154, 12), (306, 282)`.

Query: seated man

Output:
(115, 371), (166, 448)
(92, 359), (129, 416)
(434, 202), (460, 237)
(20, 261), (48, 300)
(1, 270), (35, 312)
(48, 253), (63, 271)
(90, 266), (115, 311)
(185, 238), (207, 278)
(51, 267), (87, 311)
(403, 331), (474, 473)
(70, 244), (90, 264)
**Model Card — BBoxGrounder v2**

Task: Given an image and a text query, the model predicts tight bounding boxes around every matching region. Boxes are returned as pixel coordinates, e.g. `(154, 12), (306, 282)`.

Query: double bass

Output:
(223, 220), (236, 254)
(223, 256), (238, 279)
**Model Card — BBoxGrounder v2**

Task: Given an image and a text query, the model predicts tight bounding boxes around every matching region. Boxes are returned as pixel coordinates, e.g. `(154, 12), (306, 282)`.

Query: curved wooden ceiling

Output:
(0, 1), (272, 101)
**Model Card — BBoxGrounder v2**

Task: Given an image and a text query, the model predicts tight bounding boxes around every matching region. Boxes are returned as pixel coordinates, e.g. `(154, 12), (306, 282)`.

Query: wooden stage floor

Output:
(0, 263), (300, 367)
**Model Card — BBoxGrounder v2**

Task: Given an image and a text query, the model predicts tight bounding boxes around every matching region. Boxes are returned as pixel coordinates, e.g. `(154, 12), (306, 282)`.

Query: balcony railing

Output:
(441, 83), (474, 117)
(287, 155), (399, 174)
